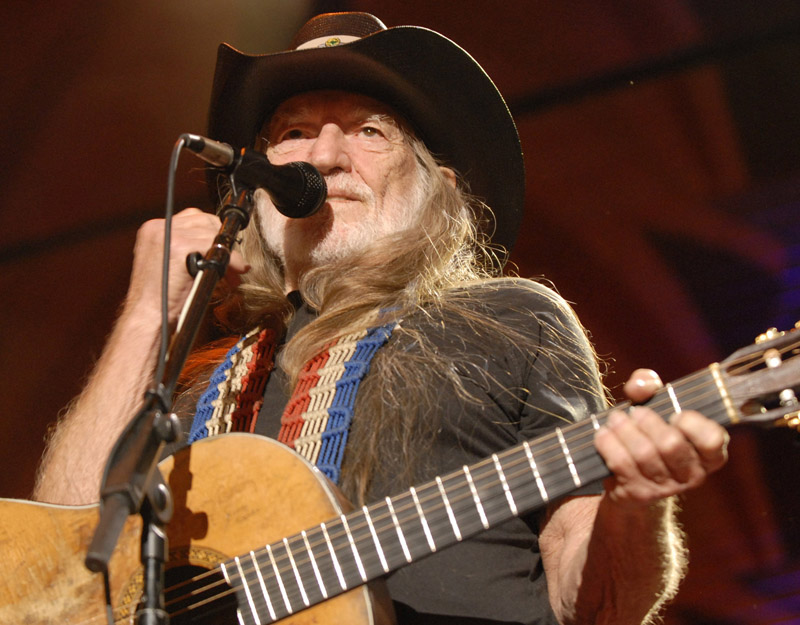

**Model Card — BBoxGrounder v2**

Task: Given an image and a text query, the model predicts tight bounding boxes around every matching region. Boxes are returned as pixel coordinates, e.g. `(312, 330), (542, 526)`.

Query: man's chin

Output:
(308, 239), (369, 267)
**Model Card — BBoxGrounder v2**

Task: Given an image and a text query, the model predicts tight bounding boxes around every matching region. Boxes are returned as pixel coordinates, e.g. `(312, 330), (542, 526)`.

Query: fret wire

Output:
(280, 533), (330, 609)
(436, 476), (462, 541)
(371, 498), (423, 569)
(340, 513), (368, 582)
(522, 441), (549, 502)
(363, 505), (390, 573)
(665, 383), (682, 414)
(492, 453), (518, 516)
(250, 550), (277, 622)
(321, 522), (347, 591)
(216, 560), (245, 625)
(234, 555), (261, 625)
(556, 427), (581, 488)
(411, 485), (437, 552)
(266, 544), (293, 615)
(302, 529), (328, 600)
(389, 489), (444, 563)
(386, 496), (413, 562)
(283, 537), (309, 608)
(463, 465), (489, 529)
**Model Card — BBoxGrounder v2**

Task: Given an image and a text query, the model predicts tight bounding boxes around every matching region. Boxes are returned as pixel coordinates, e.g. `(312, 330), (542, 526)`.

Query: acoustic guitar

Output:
(1, 325), (798, 624)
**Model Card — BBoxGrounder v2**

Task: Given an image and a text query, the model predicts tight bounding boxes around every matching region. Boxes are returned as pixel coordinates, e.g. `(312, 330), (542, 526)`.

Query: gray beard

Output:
(255, 171), (426, 271)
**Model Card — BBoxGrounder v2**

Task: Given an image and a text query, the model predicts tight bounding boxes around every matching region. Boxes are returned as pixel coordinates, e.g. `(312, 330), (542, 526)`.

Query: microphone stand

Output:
(85, 181), (254, 624)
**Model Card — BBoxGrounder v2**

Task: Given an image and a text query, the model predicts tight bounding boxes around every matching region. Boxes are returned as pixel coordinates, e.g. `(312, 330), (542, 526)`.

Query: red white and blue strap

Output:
(188, 326), (276, 442)
(188, 321), (396, 484)
(278, 322), (396, 482)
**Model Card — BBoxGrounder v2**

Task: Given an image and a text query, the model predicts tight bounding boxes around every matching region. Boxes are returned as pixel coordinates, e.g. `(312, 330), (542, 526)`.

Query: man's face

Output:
(256, 91), (424, 290)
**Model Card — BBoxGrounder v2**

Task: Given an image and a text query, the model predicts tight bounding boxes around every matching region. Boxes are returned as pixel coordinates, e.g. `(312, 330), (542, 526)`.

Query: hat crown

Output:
(290, 12), (388, 50)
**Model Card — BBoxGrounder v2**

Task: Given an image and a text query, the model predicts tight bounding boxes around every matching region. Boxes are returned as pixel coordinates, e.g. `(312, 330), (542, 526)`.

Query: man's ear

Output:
(439, 166), (457, 189)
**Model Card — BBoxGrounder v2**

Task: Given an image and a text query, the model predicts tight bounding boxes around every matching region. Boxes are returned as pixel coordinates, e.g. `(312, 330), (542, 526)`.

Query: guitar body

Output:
(0, 434), (393, 624)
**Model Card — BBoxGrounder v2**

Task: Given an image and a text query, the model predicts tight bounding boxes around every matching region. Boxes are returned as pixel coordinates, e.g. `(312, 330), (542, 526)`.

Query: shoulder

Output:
(458, 278), (602, 376)
(451, 277), (585, 331)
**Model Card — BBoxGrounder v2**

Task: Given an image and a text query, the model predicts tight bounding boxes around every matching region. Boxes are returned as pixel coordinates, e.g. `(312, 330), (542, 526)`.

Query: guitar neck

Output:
(222, 364), (739, 624)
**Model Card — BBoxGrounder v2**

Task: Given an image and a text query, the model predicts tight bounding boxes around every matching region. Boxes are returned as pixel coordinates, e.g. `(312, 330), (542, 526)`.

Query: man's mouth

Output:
(326, 192), (361, 202)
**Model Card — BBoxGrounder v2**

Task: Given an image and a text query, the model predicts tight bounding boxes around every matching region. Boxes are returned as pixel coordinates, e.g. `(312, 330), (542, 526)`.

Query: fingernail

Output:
(632, 375), (661, 395)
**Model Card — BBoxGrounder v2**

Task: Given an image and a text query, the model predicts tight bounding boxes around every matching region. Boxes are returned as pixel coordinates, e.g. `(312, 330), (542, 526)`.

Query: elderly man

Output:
(34, 12), (728, 625)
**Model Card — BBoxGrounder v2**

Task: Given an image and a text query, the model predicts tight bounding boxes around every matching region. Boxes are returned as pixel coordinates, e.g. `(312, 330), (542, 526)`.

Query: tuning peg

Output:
(776, 409), (800, 431)
(756, 328), (783, 344)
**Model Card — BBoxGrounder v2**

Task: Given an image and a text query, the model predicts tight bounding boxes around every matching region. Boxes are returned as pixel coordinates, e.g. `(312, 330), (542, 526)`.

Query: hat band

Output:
(296, 34), (361, 50)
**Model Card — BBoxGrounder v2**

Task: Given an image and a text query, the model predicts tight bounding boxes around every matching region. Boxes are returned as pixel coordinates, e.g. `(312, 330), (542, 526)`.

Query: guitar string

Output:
(107, 358), (751, 623)
(99, 337), (799, 623)
(100, 416), (614, 624)
(122, 381), (722, 621)
(105, 414), (722, 625)
(177, 330), (800, 616)
(162, 360), (728, 589)
(155, 330), (791, 612)
(220, 376), (734, 620)
(155, 432), (612, 624)
(114, 360), (756, 624)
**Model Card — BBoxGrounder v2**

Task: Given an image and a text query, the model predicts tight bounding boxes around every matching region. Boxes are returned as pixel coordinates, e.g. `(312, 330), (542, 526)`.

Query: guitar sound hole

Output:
(139, 565), (240, 624)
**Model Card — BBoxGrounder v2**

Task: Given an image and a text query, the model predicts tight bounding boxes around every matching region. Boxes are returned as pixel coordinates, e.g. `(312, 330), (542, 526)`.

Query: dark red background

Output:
(2, 2), (799, 622)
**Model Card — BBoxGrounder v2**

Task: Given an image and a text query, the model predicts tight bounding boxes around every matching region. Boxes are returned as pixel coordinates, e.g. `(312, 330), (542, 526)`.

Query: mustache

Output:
(323, 173), (373, 203)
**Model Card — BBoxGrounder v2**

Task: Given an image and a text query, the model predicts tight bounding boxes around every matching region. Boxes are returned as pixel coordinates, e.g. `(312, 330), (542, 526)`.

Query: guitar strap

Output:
(188, 321), (397, 484)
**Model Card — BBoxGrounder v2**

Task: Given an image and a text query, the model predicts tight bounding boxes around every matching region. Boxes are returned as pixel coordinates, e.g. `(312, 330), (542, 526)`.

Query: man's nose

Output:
(308, 124), (351, 174)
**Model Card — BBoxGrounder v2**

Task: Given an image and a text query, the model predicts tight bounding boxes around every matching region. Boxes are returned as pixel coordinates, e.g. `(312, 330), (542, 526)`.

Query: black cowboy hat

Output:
(207, 12), (525, 252)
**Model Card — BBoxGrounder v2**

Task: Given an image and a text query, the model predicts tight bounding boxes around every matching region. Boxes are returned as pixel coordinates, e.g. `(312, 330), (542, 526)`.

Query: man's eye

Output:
(360, 126), (382, 138)
(279, 128), (305, 141)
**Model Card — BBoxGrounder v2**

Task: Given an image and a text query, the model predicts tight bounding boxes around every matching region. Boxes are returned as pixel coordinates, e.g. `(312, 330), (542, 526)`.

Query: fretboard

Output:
(222, 364), (738, 624)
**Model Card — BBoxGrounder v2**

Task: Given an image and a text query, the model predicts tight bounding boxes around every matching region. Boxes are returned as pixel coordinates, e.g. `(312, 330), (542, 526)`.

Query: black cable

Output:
(153, 136), (187, 386)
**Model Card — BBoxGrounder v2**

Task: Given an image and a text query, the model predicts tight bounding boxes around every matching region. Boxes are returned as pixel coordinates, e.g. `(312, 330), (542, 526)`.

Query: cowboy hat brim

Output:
(207, 25), (525, 253)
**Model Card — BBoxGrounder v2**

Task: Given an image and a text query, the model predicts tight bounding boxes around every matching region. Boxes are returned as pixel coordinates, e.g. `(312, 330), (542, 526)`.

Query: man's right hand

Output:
(124, 207), (250, 326)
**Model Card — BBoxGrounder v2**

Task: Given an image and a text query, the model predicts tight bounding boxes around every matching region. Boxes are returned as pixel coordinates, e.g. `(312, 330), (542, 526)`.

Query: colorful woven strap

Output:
(188, 326), (277, 442)
(188, 321), (396, 484)
(277, 322), (396, 483)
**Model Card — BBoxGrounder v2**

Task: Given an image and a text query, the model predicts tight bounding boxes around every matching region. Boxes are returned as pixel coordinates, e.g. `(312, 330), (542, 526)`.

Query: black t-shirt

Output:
(246, 279), (606, 625)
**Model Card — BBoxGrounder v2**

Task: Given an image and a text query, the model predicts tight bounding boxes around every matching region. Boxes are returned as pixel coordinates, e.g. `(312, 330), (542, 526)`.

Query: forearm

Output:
(33, 304), (162, 505)
(550, 494), (685, 625)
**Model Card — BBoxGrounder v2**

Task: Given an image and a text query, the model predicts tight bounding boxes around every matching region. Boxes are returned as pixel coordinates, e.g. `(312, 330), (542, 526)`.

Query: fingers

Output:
(127, 208), (250, 322)
(595, 406), (729, 508)
(623, 369), (662, 403)
(672, 410), (730, 473)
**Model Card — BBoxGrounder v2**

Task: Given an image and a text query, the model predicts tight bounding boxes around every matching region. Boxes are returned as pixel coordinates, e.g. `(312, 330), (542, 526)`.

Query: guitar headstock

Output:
(720, 322), (800, 429)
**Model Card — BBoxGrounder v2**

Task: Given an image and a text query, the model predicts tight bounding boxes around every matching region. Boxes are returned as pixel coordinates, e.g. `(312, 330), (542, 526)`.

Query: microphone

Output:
(183, 133), (327, 219)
